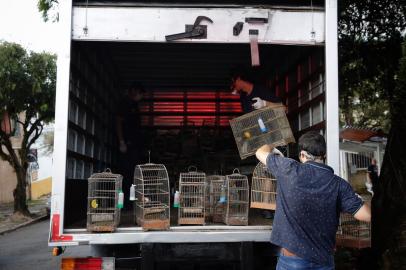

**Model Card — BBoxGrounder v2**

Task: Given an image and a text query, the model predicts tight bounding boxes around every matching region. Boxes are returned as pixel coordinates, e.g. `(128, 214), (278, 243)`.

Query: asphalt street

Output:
(0, 219), (91, 270)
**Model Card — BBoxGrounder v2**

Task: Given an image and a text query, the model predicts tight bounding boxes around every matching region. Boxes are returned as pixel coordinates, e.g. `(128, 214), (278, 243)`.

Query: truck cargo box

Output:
(49, 1), (340, 252)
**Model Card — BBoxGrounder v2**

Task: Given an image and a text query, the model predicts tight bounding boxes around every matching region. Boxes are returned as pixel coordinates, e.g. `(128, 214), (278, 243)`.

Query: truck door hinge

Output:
(165, 16), (213, 42)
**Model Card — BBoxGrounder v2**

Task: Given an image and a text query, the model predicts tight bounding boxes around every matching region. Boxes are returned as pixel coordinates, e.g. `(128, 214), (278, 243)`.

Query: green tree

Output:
(38, 0), (59, 22)
(338, 1), (406, 268)
(0, 42), (56, 216)
(338, 0), (406, 131)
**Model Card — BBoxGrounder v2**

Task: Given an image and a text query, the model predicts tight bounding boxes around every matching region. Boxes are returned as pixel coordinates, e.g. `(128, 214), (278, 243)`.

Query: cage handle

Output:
(232, 168), (240, 174)
(188, 166), (198, 172)
(105, 168), (112, 173)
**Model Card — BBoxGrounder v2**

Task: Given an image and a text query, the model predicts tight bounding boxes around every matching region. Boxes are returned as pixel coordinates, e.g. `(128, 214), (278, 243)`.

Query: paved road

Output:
(0, 219), (91, 270)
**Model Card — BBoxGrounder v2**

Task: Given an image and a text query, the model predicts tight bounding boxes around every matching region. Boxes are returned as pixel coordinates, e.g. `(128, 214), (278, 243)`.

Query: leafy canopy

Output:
(338, 0), (406, 130)
(0, 42), (56, 125)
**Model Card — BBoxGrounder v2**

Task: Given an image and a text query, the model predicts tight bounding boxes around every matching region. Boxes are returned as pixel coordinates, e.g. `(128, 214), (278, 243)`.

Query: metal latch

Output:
(165, 16), (213, 41)
(233, 22), (244, 36)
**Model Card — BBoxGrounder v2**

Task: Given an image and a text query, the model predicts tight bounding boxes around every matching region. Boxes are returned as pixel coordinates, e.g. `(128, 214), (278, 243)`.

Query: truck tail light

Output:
(61, 257), (114, 270)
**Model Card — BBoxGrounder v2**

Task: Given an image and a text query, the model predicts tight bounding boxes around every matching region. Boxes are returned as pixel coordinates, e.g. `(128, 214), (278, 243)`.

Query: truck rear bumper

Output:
(49, 225), (271, 246)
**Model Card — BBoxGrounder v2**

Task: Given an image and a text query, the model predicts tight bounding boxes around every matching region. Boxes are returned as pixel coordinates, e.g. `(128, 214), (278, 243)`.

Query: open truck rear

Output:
(49, 1), (340, 269)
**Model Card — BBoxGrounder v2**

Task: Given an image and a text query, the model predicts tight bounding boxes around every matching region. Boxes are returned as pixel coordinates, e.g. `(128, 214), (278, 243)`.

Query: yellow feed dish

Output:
(243, 131), (251, 139)
(91, 199), (98, 208)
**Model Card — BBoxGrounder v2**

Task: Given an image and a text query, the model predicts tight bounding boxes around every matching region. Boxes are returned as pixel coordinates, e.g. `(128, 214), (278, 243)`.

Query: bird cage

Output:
(224, 169), (249, 226)
(229, 106), (295, 159)
(336, 197), (371, 249)
(87, 169), (122, 232)
(251, 162), (277, 210)
(134, 163), (170, 230)
(205, 175), (227, 223)
(178, 167), (206, 225)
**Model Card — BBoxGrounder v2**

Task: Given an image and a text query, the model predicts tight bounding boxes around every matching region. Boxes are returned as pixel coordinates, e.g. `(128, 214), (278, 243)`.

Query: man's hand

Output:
(119, 140), (127, 153)
(256, 144), (274, 165)
(252, 97), (267, 109)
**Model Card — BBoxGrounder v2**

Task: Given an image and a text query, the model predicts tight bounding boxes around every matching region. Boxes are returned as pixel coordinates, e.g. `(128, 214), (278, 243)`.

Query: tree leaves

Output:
(0, 42), (56, 122)
(338, 0), (406, 131)
(37, 0), (59, 22)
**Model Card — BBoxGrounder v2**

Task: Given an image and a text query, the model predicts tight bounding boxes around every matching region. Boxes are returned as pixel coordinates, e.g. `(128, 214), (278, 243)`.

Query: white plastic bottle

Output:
(129, 184), (136, 201)
(258, 117), (267, 133)
(117, 190), (124, 209)
(219, 184), (227, 203)
(173, 191), (180, 208)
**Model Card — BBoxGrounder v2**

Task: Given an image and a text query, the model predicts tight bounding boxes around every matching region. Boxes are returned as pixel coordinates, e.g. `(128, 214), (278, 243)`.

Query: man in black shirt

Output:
(367, 158), (379, 195)
(230, 66), (285, 112)
(116, 82), (145, 209)
(230, 67), (285, 219)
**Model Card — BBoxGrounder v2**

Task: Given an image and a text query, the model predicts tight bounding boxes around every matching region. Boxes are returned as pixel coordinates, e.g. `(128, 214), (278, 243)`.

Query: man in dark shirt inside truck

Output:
(256, 131), (371, 270)
(230, 66), (286, 219)
(230, 66), (286, 113)
(116, 81), (145, 209)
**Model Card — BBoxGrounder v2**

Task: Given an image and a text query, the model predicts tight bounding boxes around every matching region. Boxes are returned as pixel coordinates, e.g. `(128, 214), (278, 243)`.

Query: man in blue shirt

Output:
(255, 131), (371, 269)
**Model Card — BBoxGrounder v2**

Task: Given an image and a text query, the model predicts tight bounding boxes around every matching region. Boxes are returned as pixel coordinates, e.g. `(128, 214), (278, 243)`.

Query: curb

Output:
(0, 214), (49, 235)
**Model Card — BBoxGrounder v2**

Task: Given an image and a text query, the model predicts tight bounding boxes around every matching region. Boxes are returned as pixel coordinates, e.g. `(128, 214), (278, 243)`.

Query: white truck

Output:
(49, 1), (340, 269)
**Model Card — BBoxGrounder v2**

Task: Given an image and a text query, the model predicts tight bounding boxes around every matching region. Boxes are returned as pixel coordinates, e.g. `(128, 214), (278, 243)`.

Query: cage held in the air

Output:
(229, 106), (295, 159)
(134, 163), (170, 230)
(205, 175), (227, 223)
(178, 166), (206, 225)
(87, 169), (122, 232)
(224, 169), (249, 226)
(251, 162), (277, 210)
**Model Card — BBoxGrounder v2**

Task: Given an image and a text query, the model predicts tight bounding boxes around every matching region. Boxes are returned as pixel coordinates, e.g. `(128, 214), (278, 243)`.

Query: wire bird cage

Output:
(251, 162), (277, 210)
(229, 106), (295, 159)
(205, 175), (227, 223)
(224, 169), (249, 226)
(178, 167), (206, 225)
(336, 197), (371, 249)
(87, 169), (122, 232)
(134, 163), (170, 230)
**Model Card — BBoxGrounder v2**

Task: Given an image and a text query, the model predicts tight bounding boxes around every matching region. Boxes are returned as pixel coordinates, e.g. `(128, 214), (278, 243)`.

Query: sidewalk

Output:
(0, 196), (49, 235)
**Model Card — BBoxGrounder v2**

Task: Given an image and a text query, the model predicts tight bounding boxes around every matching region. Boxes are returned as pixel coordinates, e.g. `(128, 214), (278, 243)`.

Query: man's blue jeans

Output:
(276, 254), (334, 270)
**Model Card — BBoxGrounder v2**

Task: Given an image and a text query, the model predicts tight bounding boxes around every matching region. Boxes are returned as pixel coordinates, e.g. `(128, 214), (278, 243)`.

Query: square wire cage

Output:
(205, 175), (227, 223)
(178, 167), (206, 225)
(87, 169), (122, 232)
(134, 163), (170, 231)
(224, 169), (249, 226)
(336, 197), (371, 249)
(251, 162), (277, 210)
(229, 107), (295, 159)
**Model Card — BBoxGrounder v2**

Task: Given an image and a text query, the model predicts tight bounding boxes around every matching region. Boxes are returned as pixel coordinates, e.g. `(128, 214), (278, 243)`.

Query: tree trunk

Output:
(372, 122), (406, 269)
(13, 165), (30, 216)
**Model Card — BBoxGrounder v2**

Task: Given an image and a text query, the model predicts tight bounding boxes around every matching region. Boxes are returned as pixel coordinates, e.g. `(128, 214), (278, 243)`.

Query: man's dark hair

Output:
(230, 66), (266, 85)
(129, 81), (145, 93)
(298, 131), (326, 157)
